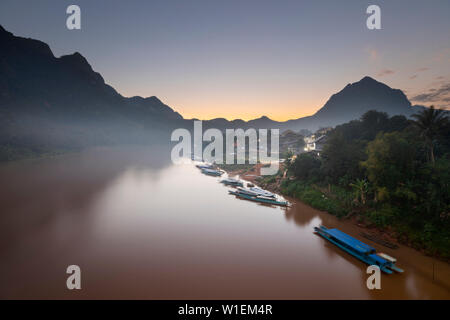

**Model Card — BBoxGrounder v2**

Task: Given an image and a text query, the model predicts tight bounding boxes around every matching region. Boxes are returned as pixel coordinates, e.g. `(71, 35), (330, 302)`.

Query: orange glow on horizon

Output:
(164, 98), (325, 122)
(179, 110), (315, 122)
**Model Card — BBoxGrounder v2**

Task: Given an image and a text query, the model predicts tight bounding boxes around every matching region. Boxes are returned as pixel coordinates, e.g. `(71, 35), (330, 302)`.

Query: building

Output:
(304, 134), (327, 154)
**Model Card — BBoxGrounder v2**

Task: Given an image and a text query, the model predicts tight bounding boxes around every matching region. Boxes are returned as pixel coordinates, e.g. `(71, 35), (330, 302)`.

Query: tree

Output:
(290, 153), (321, 180)
(360, 110), (389, 140)
(411, 106), (448, 164)
(362, 132), (417, 202)
(320, 133), (366, 183)
(349, 178), (369, 205)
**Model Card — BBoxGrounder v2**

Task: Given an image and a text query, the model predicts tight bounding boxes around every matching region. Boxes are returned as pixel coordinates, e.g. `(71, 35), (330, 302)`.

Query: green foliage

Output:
(289, 153), (321, 180)
(349, 178), (369, 205)
(281, 180), (347, 217)
(365, 204), (399, 228)
(411, 105), (449, 163)
(283, 110), (450, 258)
(362, 131), (417, 194)
(320, 133), (366, 183)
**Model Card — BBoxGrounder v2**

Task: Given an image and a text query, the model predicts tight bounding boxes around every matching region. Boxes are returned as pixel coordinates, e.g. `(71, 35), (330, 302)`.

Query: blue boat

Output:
(314, 226), (404, 274)
(229, 190), (289, 206)
(201, 168), (223, 176)
(220, 178), (244, 187)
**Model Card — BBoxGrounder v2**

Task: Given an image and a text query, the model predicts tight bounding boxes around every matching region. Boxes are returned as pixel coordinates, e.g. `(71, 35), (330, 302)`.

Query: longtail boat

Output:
(220, 178), (244, 187)
(249, 186), (276, 198)
(236, 187), (276, 198)
(201, 168), (223, 176)
(314, 225), (404, 274)
(229, 190), (289, 206)
(196, 163), (214, 169)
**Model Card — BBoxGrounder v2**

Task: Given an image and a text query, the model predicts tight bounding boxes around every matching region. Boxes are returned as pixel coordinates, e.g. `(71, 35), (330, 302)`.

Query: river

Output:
(0, 146), (449, 299)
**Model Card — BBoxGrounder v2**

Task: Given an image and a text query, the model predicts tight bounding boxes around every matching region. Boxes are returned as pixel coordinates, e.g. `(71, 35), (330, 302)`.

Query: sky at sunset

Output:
(1, 0), (449, 121)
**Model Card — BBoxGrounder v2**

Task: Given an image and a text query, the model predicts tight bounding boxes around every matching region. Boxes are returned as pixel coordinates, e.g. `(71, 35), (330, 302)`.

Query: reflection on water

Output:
(0, 146), (449, 299)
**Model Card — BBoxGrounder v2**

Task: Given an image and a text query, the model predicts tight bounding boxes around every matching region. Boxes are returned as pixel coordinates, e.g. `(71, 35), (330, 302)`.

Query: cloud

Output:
(411, 82), (450, 104)
(436, 76), (445, 80)
(409, 75), (418, 80)
(377, 69), (395, 77)
(416, 67), (429, 72)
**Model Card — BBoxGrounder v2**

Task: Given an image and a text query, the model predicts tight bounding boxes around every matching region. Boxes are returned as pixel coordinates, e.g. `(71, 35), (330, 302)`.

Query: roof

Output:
(369, 254), (390, 265)
(326, 228), (375, 254)
(377, 253), (396, 263)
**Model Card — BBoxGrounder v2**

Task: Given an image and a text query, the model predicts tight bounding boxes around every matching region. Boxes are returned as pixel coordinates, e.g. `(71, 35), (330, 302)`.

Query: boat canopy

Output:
(377, 252), (397, 263)
(369, 253), (390, 266)
(326, 228), (376, 254)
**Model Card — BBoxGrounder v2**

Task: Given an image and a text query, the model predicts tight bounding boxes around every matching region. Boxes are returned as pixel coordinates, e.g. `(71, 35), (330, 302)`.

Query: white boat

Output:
(229, 190), (289, 206)
(236, 187), (276, 198)
(249, 186), (275, 198)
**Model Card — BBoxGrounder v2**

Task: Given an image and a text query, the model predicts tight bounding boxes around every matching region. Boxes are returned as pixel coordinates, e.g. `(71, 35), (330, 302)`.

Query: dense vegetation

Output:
(283, 108), (450, 259)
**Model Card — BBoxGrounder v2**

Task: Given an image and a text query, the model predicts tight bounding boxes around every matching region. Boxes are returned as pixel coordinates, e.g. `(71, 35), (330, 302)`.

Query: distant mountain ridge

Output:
(0, 25), (426, 159)
(0, 25), (182, 122)
(203, 76), (424, 132)
(0, 25), (185, 159)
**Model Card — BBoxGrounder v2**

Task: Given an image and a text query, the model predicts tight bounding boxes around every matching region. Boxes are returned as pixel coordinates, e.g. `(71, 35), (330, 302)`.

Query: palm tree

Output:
(350, 179), (368, 205)
(411, 106), (448, 164)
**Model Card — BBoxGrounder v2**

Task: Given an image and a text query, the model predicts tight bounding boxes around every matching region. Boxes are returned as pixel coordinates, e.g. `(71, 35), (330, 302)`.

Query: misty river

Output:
(0, 146), (449, 299)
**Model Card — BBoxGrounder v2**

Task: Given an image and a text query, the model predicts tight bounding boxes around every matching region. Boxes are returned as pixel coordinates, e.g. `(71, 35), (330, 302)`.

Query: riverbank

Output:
(219, 163), (450, 262)
(218, 163), (450, 293)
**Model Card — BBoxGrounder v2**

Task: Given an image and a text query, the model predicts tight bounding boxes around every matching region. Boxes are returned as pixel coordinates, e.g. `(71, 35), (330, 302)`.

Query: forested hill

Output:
(281, 109), (450, 259)
(0, 25), (185, 160)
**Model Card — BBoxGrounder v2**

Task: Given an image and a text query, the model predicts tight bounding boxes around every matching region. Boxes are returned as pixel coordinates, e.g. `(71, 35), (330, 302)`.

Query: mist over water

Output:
(0, 146), (448, 299)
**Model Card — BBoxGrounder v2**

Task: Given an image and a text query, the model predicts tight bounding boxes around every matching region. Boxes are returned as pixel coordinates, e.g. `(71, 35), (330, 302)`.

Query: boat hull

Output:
(314, 226), (394, 274)
(202, 171), (222, 176)
(221, 180), (244, 187)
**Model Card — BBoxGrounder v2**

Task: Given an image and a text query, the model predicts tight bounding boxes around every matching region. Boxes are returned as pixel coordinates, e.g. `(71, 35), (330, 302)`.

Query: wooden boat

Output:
(314, 225), (404, 274)
(220, 178), (244, 187)
(229, 190), (289, 206)
(201, 168), (223, 176)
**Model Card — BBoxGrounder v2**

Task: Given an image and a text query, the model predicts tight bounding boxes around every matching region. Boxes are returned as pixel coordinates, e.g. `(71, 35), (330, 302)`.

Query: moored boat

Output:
(249, 186), (275, 198)
(201, 168), (223, 176)
(196, 163), (214, 169)
(314, 225), (404, 274)
(220, 178), (244, 187)
(236, 187), (276, 198)
(229, 190), (289, 206)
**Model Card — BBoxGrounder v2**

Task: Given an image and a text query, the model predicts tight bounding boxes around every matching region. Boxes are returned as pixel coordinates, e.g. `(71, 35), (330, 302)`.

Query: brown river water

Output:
(0, 147), (449, 299)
